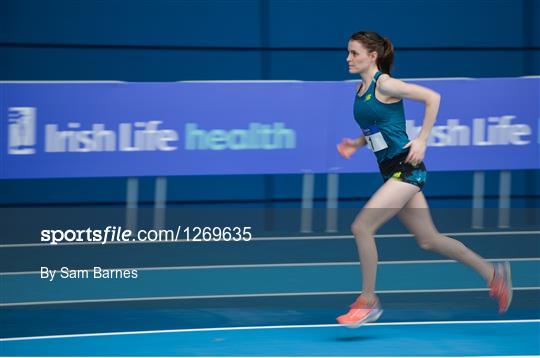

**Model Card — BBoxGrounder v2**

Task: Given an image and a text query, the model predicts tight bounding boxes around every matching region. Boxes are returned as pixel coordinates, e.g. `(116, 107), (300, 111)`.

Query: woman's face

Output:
(347, 40), (376, 74)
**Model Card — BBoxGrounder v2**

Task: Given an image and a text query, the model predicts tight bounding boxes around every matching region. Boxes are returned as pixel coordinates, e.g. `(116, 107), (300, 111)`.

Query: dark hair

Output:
(349, 31), (394, 75)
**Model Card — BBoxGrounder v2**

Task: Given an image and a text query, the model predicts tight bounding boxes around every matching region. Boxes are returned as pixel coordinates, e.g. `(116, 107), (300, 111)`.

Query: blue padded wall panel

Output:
(511, 170), (540, 196)
(270, 175), (303, 200)
(527, 0), (540, 46)
(268, 51), (351, 80)
(337, 173), (384, 198)
(0, 0), (261, 47)
(268, 0), (524, 48)
(2, 47), (528, 81)
(421, 171), (473, 197)
(393, 51), (528, 78)
(268, 50), (528, 80)
(0, 47), (263, 81)
(531, 52), (540, 74)
(0, 178), (127, 204)
(166, 175), (267, 202)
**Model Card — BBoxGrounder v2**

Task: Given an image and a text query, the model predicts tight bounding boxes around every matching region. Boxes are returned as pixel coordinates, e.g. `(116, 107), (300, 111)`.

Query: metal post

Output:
(326, 173), (339, 232)
(301, 173), (314, 233)
(472, 171), (484, 229)
(126, 177), (139, 233)
(498, 171), (511, 228)
(154, 177), (167, 230)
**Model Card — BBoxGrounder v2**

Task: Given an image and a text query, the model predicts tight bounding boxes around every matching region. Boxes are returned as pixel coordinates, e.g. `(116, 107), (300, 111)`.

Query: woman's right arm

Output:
(352, 135), (367, 148)
(337, 135), (367, 159)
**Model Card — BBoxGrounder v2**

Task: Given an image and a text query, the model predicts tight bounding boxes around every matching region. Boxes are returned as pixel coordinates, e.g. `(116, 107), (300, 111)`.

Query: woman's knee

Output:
(417, 239), (435, 251)
(351, 220), (374, 238)
(415, 232), (439, 251)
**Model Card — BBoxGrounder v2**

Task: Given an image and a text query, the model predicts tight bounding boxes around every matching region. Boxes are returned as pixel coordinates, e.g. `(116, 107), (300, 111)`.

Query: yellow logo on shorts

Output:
(392, 171), (402, 178)
(365, 94), (372, 101)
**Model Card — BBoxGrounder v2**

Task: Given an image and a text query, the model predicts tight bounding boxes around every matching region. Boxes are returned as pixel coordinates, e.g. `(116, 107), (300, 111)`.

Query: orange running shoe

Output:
(336, 296), (383, 328)
(489, 261), (513, 313)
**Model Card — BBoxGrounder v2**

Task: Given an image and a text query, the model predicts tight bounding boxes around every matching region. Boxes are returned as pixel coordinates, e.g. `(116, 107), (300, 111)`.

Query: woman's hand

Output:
(337, 138), (361, 159)
(403, 138), (426, 166)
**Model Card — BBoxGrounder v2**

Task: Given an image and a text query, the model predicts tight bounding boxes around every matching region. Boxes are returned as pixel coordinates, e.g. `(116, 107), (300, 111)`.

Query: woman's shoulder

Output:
(376, 74), (405, 93)
(376, 73), (392, 84)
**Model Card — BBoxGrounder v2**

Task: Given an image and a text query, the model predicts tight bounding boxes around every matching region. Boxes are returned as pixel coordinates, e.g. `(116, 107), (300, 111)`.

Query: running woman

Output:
(336, 31), (512, 328)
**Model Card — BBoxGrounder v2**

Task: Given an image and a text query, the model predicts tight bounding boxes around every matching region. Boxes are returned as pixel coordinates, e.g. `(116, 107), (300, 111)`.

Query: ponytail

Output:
(377, 37), (394, 75)
(350, 32), (394, 75)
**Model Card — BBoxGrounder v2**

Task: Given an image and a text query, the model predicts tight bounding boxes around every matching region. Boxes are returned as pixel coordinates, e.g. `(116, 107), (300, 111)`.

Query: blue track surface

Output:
(2, 233), (538, 272)
(2, 321), (539, 356)
(2, 260), (539, 304)
(1, 230), (539, 356)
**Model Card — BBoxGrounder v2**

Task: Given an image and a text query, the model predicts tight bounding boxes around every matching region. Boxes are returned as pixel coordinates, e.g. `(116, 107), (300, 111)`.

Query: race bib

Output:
(362, 125), (388, 152)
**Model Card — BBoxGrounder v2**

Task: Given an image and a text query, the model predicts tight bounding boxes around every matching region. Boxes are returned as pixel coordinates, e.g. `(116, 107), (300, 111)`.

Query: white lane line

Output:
(1, 287), (538, 308)
(0, 81), (125, 83)
(1, 319), (538, 342)
(1, 257), (539, 276)
(1, 230), (538, 248)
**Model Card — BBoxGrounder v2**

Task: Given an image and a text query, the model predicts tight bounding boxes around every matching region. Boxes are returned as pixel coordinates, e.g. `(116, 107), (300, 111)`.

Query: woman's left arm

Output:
(378, 75), (441, 164)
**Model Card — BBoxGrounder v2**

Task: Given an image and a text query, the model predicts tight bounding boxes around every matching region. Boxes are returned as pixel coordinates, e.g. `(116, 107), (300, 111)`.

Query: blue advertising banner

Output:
(1, 78), (538, 179)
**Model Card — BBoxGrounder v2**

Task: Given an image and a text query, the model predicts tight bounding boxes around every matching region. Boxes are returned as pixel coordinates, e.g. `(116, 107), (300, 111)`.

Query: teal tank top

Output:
(353, 71), (409, 163)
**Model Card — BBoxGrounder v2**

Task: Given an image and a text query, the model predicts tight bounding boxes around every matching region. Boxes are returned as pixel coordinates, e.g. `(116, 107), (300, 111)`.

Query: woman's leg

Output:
(351, 179), (421, 302)
(397, 191), (494, 282)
